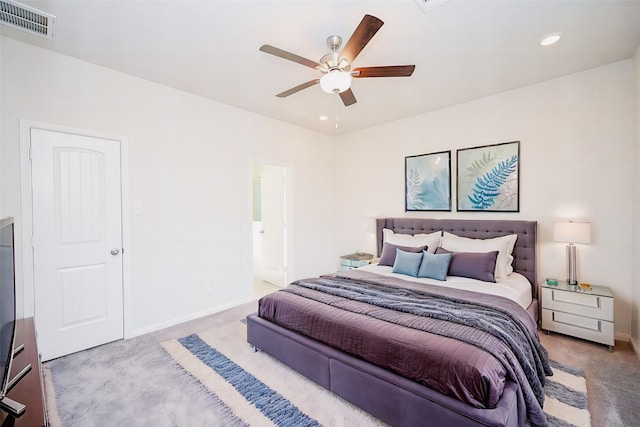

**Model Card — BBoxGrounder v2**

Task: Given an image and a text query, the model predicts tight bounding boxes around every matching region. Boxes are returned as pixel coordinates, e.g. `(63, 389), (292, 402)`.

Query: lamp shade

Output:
(320, 70), (351, 94)
(554, 222), (591, 244)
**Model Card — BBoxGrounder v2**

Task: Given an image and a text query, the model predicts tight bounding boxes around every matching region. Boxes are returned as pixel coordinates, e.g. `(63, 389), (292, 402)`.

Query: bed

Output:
(247, 218), (550, 427)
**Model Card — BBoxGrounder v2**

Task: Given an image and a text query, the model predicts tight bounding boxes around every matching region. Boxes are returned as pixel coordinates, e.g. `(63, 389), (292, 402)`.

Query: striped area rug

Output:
(163, 333), (590, 427)
(543, 360), (591, 427)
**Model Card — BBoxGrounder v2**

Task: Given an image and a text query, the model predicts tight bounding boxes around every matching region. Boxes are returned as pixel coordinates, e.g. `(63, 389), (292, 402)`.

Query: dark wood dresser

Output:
(0, 318), (47, 427)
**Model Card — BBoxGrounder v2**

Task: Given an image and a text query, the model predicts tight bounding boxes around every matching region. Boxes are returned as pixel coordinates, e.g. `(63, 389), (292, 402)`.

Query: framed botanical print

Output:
(456, 141), (520, 212)
(405, 150), (451, 211)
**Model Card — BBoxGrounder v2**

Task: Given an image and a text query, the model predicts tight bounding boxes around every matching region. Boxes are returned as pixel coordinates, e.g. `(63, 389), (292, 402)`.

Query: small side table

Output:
(541, 280), (614, 349)
(340, 253), (373, 270)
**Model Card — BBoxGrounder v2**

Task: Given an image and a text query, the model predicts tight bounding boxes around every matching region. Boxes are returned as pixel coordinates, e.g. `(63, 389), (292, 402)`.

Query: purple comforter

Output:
(258, 269), (551, 427)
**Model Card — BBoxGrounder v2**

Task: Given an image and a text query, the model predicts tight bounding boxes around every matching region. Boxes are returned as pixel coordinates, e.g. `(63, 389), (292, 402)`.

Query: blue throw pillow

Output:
(392, 249), (424, 277)
(417, 251), (452, 281)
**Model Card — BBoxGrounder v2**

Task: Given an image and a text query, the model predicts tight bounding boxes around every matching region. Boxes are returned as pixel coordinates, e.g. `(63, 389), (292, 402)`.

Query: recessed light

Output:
(540, 32), (561, 46)
(319, 115), (328, 121)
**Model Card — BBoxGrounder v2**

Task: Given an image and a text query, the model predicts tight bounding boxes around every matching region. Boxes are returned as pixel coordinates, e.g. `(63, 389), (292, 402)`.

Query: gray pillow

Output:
(417, 251), (452, 281)
(392, 249), (424, 277)
(379, 243), (427, 266)
(435, 247), (498, 283)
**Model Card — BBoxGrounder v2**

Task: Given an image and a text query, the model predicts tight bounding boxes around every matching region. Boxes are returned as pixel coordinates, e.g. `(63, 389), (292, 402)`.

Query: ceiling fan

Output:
(259, 14), (415, 107)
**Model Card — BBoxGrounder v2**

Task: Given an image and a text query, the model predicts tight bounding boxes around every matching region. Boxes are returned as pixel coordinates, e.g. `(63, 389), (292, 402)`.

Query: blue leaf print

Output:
(468, 155), (517, 209)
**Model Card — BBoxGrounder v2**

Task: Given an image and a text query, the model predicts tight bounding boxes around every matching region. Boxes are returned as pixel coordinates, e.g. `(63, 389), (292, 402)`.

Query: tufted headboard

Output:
(376, 218), (538, 296)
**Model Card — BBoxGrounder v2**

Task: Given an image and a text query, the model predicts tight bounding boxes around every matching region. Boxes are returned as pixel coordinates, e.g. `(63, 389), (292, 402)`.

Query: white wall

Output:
(1, 37), (337, 336)
(335, 60), (635, 339)
(633, 45), (640, 355)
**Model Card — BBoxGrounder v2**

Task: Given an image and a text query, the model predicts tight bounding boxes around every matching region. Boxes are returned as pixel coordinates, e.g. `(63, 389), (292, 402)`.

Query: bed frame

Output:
(247, 218), (538, 427)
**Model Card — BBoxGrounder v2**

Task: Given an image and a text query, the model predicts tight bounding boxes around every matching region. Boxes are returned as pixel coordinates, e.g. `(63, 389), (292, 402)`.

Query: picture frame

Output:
(405, 150), (451, 211)
(456, 141), (520, 212)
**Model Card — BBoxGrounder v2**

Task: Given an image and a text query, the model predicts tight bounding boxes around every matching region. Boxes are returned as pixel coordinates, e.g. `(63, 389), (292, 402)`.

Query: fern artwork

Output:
(457, 141), (520, 212)
(405, 151), (451, 211)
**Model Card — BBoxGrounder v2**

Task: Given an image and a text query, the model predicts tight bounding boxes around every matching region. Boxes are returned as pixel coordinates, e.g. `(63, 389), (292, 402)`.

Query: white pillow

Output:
(440, 232), (517, 279)
(383, 228), (441, 254)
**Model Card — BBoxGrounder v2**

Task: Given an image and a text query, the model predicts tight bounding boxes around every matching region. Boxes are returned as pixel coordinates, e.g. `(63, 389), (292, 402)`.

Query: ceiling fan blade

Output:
(260, 45), (322, 69)
(339, 88), (357, 106)
(340, 15), (384, 65)
(276, 79), (320, 98)
(352, 65), (416, 78)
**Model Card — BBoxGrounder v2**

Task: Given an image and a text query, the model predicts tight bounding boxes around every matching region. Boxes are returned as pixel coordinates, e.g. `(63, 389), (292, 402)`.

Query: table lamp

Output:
(554, 221), (591, 286)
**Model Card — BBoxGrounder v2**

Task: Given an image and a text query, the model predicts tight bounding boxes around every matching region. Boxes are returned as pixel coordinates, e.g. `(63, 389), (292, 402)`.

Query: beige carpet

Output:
(43, 333), (245, 427)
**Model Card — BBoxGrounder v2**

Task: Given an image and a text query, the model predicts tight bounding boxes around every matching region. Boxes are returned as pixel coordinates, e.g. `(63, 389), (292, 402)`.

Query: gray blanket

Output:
(285, 269), (552, 427)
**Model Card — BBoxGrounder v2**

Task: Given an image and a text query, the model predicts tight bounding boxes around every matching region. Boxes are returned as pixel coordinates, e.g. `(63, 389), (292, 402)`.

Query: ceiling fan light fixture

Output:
(260, 15), (414, 107)
(320, 70), (351, 94)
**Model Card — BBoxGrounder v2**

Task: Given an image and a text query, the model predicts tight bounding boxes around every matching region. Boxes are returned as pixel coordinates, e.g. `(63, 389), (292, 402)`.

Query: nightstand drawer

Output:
(340, 258), (370, 268)
(541, 287), (614, 321)
(542, 309), (614, 346)
(551, 310), (600, 331)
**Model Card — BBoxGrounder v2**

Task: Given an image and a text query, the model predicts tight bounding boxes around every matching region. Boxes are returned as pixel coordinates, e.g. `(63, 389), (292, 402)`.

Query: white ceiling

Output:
(3, 0), (640, 136)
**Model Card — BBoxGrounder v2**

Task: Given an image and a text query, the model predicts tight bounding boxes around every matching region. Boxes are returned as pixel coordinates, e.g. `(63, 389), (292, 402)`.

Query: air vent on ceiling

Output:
(0, 0), (55, 40)
(415, 0), (451, 14)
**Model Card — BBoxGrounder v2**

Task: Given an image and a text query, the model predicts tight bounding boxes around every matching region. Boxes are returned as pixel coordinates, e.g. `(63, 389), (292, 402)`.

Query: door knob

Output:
(110, 248), (120, 256)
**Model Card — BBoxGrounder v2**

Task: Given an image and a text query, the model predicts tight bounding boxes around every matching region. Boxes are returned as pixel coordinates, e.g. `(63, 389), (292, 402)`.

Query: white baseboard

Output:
(615, 331), (631, 343)
(615, 333), (640, 359)
(126, 296), (256, 338)
(631, 337), (640, 360)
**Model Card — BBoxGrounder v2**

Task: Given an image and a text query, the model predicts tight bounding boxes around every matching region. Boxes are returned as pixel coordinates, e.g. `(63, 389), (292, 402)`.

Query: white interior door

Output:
(31, 129), (124, 361)
(257, 164), (286, 287)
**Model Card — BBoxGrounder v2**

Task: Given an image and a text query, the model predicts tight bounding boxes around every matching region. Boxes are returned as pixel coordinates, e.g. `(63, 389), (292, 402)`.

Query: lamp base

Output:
(566, 244), (578, 286)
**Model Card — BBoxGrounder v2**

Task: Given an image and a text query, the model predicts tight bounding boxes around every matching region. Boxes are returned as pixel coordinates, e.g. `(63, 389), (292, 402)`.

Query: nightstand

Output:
(340, 253), (373, 270)
(541, 281), (614, 349)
